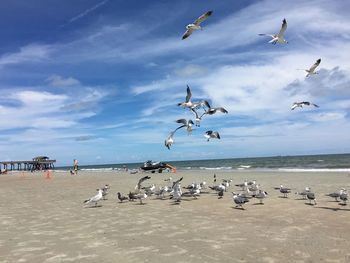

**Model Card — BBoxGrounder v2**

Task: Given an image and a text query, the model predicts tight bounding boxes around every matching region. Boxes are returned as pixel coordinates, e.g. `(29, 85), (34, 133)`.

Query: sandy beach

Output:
(0, 170), (349, 263)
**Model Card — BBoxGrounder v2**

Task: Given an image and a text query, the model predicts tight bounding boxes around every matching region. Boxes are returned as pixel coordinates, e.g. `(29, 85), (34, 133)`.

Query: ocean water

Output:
(57, 153), (350, 172)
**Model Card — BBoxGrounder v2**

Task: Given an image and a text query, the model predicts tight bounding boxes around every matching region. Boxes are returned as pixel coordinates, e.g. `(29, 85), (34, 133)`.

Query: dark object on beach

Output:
(128, 191), (137, 201)
(140, 160), (173, 173)
(213, 174), (217, 183)
(117, 192), (128, 203)
(218, 189), (224, 199)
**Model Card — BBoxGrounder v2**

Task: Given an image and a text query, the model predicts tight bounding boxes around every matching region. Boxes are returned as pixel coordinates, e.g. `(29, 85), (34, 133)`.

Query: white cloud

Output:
(0, 44), (53, 67)
(47, 75), (81, 87)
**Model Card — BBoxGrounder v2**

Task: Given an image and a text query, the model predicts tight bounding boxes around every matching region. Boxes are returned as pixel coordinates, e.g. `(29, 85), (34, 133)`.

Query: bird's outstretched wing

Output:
(193, 11), (213, 25)
(185, 85), (192, 102)
(308, 58), (321, 72)
(214, 131), (220, 139)
(215, 107), (228, 114)
(136, 176), (151, 190)
(312, 103), (319, 108)
(291, 103), (298, 110)
(182, 27), (194, 40)
(172, 177), (184, 188)
(176, 119), (188, 126)
(258, 33), (275, 38)
(277, 18), (287, 37)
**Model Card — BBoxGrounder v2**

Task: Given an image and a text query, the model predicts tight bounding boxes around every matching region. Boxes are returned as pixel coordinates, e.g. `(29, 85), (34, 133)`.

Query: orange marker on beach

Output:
(46, 170), (51, 179)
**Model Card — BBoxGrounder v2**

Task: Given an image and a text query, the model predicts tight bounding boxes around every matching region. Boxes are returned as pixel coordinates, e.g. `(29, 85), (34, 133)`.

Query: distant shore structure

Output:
(0, 156), (56, 172)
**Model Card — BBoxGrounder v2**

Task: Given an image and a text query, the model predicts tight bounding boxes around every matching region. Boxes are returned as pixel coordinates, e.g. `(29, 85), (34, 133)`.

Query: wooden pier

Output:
(0, 156), (56, 172)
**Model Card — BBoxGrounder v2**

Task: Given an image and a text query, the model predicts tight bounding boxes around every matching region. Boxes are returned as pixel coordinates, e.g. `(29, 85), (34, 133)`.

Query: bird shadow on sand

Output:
(278, 196), (289, 198)
(170, 202), (181, 206)
(294, 198), (307, 201)
(304, 203), (316, 206)
(314, 206), (350, 212)
(232, 206), (246, 210)
(85, 205), (103, 208)
(252, 203), (264, 205)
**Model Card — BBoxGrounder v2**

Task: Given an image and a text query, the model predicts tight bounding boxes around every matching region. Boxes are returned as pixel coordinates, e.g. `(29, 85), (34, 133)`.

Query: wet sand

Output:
(0, 170), (349, 263)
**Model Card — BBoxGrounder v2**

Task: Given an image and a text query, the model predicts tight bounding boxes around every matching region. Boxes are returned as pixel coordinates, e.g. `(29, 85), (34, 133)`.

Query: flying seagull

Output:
(291, 101), (319, 110)
(305, 59), (321, 77)
(83, 189), (103, 207)
(204, 130), (220, 141)
(177, 85), (194, 108)
(135, 175), (151, 192)
(165, 119), (194, 149)
(182, 11), (213, 40)
(176, 119), (195, 135)
(192, 101), (228, 126)
(259, 18), (288, 44)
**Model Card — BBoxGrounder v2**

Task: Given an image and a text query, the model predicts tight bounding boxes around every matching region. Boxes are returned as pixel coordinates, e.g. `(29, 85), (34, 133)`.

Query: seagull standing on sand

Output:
(295, 187), (311, 200)
(259, 18), (288, 44)
(117, 192), (129, 203)
(279, 185), (291, 198)
(101, 184), (110, 200)
(84, 189), (103, 207)
(136, 192), (148, 205)
(255, 190), (268, 204)
(232, 192), (249, 209)
(325, 189), (345, 202)
(306, 191), (317, 205)
(204, 130), (220, 141)
(303, 59), (321, 77)
(291, 101), (319, 110)
(182, 11), (213, 40)
(339, 189), (348, 205)
(171, 177), (183, 203)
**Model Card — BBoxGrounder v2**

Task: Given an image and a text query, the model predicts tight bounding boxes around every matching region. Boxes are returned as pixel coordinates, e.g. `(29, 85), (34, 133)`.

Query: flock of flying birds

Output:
(165, 85), (228, 149)
(164, 12), (323, 149)
(83, 175), (348, 210)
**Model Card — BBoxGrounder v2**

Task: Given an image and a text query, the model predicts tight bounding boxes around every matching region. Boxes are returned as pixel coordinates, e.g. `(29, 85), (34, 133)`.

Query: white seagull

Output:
(204, 130), (220, 141)
(171, 177), (183, 203)
(279, 185), (291, 198)
(232, 192), (249, 209)
(165, 119), (194, 149)
(305, 59), (321, 77)
(182, 11), (213, 40)
(291, 101), (319, 110)
(255, 190), (268, 204)
(259, 18), (288, 44)
(84, 189), (103, 207)
(176, 119), (195, 135)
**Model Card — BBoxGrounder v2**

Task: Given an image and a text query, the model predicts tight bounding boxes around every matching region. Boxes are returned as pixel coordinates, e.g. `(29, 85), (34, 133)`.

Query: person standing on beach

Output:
(73, 159), (79, 175)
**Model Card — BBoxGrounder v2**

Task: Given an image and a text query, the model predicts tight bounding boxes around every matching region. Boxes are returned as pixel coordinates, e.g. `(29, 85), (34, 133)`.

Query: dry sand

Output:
(0, 170), (350, 263)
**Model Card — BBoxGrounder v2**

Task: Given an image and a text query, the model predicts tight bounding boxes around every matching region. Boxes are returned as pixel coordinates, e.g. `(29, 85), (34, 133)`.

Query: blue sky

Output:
(1, 0), (350, 166)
